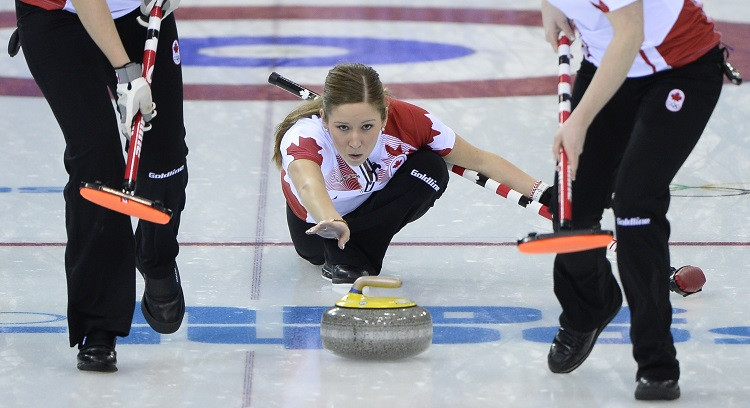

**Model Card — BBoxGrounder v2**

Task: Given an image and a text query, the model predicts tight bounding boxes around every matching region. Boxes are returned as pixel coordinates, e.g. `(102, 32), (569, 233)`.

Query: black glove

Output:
(7, 28), (20, 57)
(538, 186), (553, 207)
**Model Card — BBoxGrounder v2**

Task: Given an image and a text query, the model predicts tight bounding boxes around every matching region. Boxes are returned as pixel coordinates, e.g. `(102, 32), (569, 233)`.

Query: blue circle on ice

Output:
(179, 36), (474, 67)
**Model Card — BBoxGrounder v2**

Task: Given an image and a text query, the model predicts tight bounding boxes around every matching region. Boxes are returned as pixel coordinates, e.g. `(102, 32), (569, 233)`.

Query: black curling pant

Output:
(550, 48), (724, 381)
(288, 150), (449, 274)
(16, 3), (188, 347)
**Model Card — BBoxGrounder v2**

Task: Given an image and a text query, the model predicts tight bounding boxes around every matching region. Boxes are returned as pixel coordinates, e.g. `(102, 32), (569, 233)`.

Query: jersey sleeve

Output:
(280, 119), (325, 172)
(386, 98), (456, 156)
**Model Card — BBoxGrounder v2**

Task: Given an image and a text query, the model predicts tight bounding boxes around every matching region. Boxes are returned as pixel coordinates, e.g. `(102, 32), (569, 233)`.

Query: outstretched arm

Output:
(286, 159), (350, 249)
(444, 135), (549, 202)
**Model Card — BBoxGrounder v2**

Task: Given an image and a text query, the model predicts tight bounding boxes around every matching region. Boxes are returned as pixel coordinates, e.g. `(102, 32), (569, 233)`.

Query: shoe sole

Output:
(322, 274), (356, 293)
(550, 305), (621, 374)
(322, 265), (333, 281)
(77, 362), (118, 373)
(322, 273), (353, 294)
(331, 278), (357, 285)
(141, 290), (186, 334)
(635, 384), (680, 400)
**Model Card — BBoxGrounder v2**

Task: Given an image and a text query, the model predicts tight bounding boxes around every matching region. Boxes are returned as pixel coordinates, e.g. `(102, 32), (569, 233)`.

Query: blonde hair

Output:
(272, 63), (388, 168)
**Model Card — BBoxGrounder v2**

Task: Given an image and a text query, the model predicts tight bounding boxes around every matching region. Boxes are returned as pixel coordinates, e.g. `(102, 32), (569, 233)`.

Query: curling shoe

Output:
(321, 262), (334, 281)
(321, 263), (371, 285)
(634, 378), (680, 400)
(77, 331), (117, 373)
(548, 304), (621, 374)
(141, 265), (185, 334)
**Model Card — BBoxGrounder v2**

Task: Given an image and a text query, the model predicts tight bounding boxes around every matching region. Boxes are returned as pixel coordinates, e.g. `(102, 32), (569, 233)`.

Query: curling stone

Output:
(320, 276), (432, 360)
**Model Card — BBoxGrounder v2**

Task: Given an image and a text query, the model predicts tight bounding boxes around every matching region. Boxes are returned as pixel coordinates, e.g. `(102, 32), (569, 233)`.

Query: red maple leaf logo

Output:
(670, 92), (683, 102)
(385, 144), (403, 157)
(392, 157), (404, 169)
(590, 0), (610, 12)
(286, 136), (323, 164)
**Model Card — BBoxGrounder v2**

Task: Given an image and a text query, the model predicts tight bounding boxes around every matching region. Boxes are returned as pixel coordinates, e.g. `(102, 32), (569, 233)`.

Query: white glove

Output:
(115, 62), (156, 140)
(141, 0), (180, 18)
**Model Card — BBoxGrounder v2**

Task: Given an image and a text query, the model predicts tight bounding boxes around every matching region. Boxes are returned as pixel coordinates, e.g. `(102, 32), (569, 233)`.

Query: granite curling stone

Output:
(320, 276), (432, 360)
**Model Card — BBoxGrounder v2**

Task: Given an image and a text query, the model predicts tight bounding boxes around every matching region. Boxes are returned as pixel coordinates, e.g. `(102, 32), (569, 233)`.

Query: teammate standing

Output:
(14, 0), (188, 372)
(539, 0), (730, 400)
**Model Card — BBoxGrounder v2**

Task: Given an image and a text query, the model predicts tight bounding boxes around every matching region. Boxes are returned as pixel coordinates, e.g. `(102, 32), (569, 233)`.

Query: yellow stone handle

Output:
(351, 276), (402, 291)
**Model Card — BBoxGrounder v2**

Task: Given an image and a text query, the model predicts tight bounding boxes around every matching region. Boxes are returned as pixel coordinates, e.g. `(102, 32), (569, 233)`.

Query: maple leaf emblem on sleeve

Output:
(286, 136), (324, 164)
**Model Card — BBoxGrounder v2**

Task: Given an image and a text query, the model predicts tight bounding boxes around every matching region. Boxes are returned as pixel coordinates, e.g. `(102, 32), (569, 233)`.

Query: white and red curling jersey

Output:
(280, 98), (456, 223)
(547, 0), (720, 77)
(21, 0), (139, 18)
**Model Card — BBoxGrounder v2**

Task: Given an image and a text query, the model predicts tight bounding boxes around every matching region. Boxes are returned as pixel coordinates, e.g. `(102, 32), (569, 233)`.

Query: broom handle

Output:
(556, 35), (574, 228)
(268, 72), (320, 100)
(123, 0), (165, 192)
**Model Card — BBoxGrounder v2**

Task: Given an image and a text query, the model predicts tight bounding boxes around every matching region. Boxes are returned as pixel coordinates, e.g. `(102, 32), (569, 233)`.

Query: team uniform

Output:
(16, 0), (188, 347)
(546, 0), (723, 383)
(280, 98), (454, 274)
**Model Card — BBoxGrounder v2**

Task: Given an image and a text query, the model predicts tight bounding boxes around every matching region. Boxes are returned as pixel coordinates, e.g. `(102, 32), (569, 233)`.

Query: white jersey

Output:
(547, 0), (720, 77)
(280, 98), (456, 223)
(63, 0), (140, 18)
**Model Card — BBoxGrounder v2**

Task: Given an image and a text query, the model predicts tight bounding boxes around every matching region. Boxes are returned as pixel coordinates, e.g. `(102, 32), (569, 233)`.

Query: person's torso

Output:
(547, 0), (720, 76)
(20, 0), (139, 18)
(279, 98), (456, 222)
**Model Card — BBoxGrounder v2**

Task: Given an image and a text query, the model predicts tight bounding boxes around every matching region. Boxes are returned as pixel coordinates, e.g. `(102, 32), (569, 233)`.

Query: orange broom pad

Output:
(517, 229), (613, 254)
(80, 182), (172, 225)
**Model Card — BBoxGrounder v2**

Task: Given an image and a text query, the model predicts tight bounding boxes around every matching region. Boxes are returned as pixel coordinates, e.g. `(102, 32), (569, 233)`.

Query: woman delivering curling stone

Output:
(272, 63), (553, 286)
(540, 0), (732, 401)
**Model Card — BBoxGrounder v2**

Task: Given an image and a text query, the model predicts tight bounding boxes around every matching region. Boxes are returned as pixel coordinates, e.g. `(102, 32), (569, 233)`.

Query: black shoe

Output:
(634, 378), (680, 400)
(77, 332), (117, 372)
(321, 262), (334, 281)
(321, 263), (370, 285)
(141, 266), (185, 334)
(548, 305), (620, 374)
